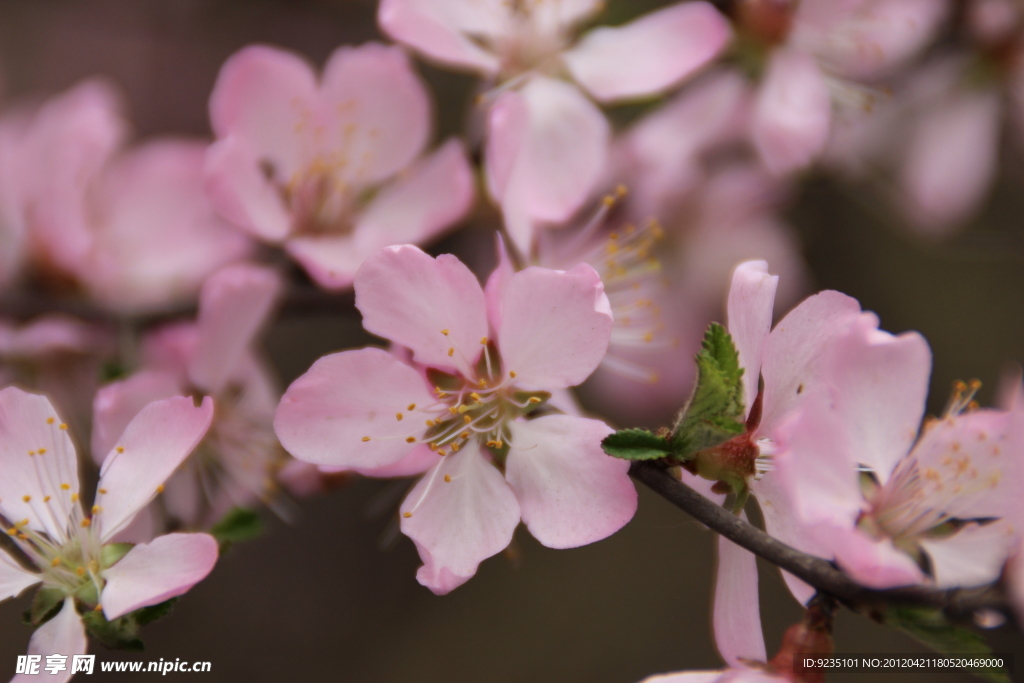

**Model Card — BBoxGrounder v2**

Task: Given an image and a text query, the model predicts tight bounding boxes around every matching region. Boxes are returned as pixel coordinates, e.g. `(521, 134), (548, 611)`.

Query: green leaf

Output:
(81, 610), (144, 652)
(670, 323), (746, 460)
(210, 507), (263, 549)
(134, 598), (177, 626)
(29, 587), (66, 626)
(602, 429), (673, 461)
(883, 607), (1009, 683)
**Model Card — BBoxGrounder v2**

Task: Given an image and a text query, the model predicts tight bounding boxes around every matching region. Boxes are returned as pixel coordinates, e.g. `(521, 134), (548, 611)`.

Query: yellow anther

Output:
(396, 412), (404, 421)
(470, 393), (481, 401)
(486, 440), (497, 448)
(70, 493), (79, 503)
(94, 604), (103, 612)
(495, 440), (504, 448)
(509, 371), (517, 379)
(46, 417), (55, 425)
(407, 403), (416, 411)
(460, 432), (470, 440)
(37, 448), (46, 455)
(43, 496), (50, 503)
(51, 558), (61, 567)
(156, 484), (164, 494)
(444, 475), (452, 483)
(615, 184), (628, 197)
(5, 528), (16, 536)
(75, 567), (86, 576)
(528, 397), (541, 404)
(60, 483), (70, 490)
(437, 449), (447, 456)
(447, 348), (455, 357)
(448, 406), (458, 415)
(451, 442), (460, 452)
(644, 332), (654, 343)
(17, 534), (27, 541)
(22, 495), (30, 503)
(429, 442), (439, 451)
(953, 380), (968, 394)
(92, 506), (102, 515)
(463, 415), (472, 424)
(98, 488), (107, 495)
(457, 405), (469, 414)
(116, 446), (124, 454)
(80, 518), (91, 528)
(406, 436), (416, 443)
(361, 436), (371, 442)
(478, 379), (488, 388)
(27, 451), (35, 456)
(602, 195), (616, 207)
(403, 512), (412, 518)
(480, 337), (488, 345)
(426, 419), (436, 427)
(969, 379), (982, 390)
(59, 424), (68, 430)
(441, 329), (450, 336)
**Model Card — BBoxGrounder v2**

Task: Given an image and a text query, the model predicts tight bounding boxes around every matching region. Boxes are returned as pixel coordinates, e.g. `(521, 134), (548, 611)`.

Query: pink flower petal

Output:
(0, 551), (40, 600)
(900, 89), (1000, 235)
(203, 136), (292, 242)
(378, 0), (501, 75)
(353, 139), (474, 253)
(638, 673), (728, 683)
(101, 533), (218, 619)
(209, 45), (319, 179)
(505, 415), (635, 548)
(91, 370), (182, 465)
(95, 396), (214, 542)
(0, 387), (81, 542)
(274, 348), (436, 469)
(320, 43), (430, 185)
(285, 235), (367, 291)
(401, 442), (521, 594)
(190, 264), (282, 396)
(495, 264), (613, 389)
(483, 233), (516, 333)
(832, 528), (925, 589)
(752, 49), (831, 175)
(713, 519), (767, 668)
(486, 77), (610, 253)
(85, 140), (253, 314)
(759, 291), (862, 435)
(354, 245), (488, 376)
(907, 408), (1020, 520)
(726, 261), (779, 416)
(351, 444), (438, 478)
(565, 2), (730, 102)
(821, 320), (931, 482)
(920, 521), (1017, 589)
(12, 599), (85, 683)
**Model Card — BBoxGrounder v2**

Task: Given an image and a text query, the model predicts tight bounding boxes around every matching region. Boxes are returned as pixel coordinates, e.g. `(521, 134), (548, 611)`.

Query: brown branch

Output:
(629, 461), (1010, 621)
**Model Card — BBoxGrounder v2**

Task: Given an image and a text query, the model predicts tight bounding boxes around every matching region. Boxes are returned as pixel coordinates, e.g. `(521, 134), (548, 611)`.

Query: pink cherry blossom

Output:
(0, 387), (217, 681)
(205, 43), (474, 290)
(772, 322), (1023, 591)
(275, 244), (636, 593)
(379, 0), (730, 254)
(93, 264), (286, 529)
(14, 79), (251, 313)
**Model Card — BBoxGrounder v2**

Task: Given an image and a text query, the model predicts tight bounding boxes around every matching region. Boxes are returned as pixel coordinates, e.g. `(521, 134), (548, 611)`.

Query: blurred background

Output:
(0, 0), (1023, 680)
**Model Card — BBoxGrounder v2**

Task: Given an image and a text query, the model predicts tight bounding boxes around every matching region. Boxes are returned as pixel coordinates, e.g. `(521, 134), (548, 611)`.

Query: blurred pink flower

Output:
(93, 264), (286, 530)
(0, 388), (217, 681)
(379, 0), (730, 254)
(735, 0), (949, 174)
(0, 315), (115, 444)
(275, 244), (636, 593)
(205, 43), (474, 290)
(14, 79), (251, 313)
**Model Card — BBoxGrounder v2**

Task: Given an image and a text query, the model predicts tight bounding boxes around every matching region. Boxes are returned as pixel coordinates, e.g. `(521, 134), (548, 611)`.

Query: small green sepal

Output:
(601, 429), (674, 461)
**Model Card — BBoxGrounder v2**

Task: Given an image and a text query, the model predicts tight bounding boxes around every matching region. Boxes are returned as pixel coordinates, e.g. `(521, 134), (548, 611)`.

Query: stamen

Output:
(444, 475), (452, 483)
(361, 436), (371, 442)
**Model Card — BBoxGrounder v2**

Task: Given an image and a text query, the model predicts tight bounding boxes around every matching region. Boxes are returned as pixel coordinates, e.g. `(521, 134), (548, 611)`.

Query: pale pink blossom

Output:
(205, 43), (474, 290)
(14, 79), (251, 313)
(773, 326), (1022, 591)
(0, 387), (217, 682)
(379, 0), (730, 254)
(275, 244), (636, 593)
(93, 264), (286, 529)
